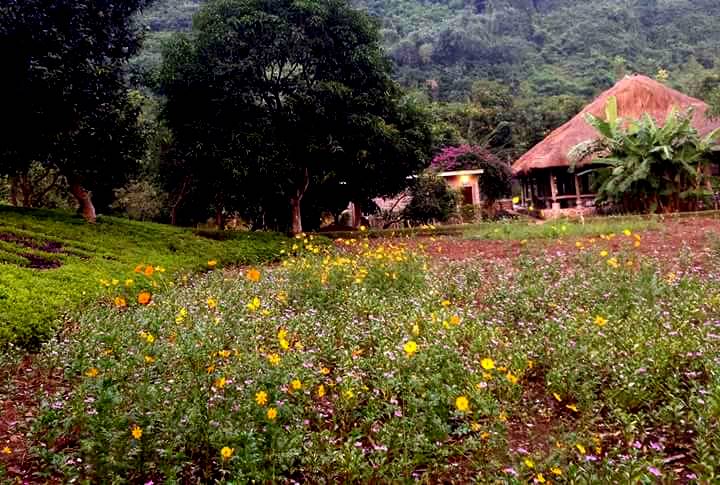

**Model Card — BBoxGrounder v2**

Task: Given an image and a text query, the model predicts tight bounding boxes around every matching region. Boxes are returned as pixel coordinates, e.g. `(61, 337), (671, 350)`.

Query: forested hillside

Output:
(138, 0), (720, 101)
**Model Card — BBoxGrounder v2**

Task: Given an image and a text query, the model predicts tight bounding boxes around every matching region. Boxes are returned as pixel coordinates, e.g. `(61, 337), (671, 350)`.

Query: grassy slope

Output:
(0, 206), (286, 348)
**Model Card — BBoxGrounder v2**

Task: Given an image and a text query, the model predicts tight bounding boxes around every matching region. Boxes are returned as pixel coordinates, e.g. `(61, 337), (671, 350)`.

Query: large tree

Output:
(160, 0), (432, 232)
(0, 0), (153, 221)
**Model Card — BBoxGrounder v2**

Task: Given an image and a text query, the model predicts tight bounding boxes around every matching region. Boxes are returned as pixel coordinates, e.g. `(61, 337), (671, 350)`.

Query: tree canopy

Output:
(1, 0), (153, 221)
(160, 0), (433, 232)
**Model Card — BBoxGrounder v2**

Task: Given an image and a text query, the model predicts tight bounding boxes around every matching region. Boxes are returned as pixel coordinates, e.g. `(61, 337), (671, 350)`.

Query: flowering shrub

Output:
(33, 230), (720, 482)
(431, 145), (511, 213)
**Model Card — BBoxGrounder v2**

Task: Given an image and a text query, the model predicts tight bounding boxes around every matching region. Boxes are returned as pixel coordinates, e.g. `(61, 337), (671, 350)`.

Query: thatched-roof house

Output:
(512, 74), (720, 216)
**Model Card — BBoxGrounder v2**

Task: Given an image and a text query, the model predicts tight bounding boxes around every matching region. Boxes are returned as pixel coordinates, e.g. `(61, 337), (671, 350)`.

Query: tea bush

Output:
(0, 206), (286, 348)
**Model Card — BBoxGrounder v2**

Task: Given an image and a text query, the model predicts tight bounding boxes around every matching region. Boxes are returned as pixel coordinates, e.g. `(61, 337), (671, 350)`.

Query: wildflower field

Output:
(2, 217), (720, 483)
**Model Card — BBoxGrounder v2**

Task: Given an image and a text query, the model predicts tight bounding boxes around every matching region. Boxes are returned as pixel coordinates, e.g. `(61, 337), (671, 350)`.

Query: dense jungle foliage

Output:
(136, 0), (720, 102)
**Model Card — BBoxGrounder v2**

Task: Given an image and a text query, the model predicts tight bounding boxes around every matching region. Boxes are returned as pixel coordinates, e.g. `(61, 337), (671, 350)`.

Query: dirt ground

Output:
(420, 217), (720, 264)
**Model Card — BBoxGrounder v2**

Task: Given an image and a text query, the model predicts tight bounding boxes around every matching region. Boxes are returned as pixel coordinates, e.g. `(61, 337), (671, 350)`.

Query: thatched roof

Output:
(512, 74), (720, 175)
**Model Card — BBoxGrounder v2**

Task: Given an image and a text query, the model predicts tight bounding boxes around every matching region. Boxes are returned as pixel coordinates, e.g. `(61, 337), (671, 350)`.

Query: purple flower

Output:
(647, 466), (662, 477)
(502, 467), (518, 476)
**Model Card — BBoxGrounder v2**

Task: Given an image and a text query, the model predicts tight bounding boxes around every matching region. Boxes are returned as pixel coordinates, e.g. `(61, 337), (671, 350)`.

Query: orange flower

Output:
(114, 296), (127, 309)
(144, 265), (155, 277)
(246, 268), (261, 282)
(134, 264), (144, 274)
(137, 291), (152, 305)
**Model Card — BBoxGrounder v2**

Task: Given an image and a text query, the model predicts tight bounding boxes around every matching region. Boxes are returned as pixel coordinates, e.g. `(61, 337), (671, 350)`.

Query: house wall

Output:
(442, 175), (481, 206)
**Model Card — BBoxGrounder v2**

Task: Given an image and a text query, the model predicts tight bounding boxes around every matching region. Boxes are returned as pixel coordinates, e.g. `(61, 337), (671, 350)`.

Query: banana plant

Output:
(570, 97), (720, 213)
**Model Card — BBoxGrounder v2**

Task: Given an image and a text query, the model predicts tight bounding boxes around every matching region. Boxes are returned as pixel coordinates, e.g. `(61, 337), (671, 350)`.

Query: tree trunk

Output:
(8, 177), (18, 206)
(170, 176), (191, 226)
(215, 207), (225, 230)
(289, 167), (310, 235)
(350, 202), (363, 228)
(19, 173), (32, 207)
(69, 181), (96, 223)
(290, 197), (302, 234)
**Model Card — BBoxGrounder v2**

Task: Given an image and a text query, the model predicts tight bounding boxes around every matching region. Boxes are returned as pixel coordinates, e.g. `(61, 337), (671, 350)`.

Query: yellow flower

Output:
(137, 291), (152, 306)
(221, 446), (234, 460)
(114, 296), (127, 309)
(124, 279), (134, 287)
(623, 229), (632, 236)
(291, 379), (302, 391)
(255, 390), (268, 406)
(246, 268), (261, 282)
(499, 411), (508, 422)
(536, 473), (546, 483)
(144, 355), (155, 364)
(218, 350), (231, 359)
(317, 384), (326, 398)
(85, 367), (99, 378)
(246, 296), (261, 312)
(551, 466), (562, 476)
(594, 315), (607, 326)
(207, 297), (218, 310)
(207, 260), (217, 269)
(280, 339), (290, 351)
(343, 389), (355, 399)
(524, 458), (535, 468)
(175, 307), (188, 323)
(481, 358), (495, 371)
(552, 392), (562, 402)
(480, 431), (490, 440)
(512, 196), (520, 204)
(411, 323), (420, 336)
(441, 300), (451, 307)
(111, 279), (119, 286)
(268, 353), (281, 366)
(576, 443), (586, 454)
(599, 250), (609, 258)
(455, 396), (470, 412)
(320, 366), (331, 375)
(607, 257), (619, 268)
(566, 403), (578, 412)
(449, 315), (461, 326)
(403, 340), (418, 357)
(1, 446), (11, 454)
(267, 407), (278, 420)
(506, 372), (519, 384)
(471, 422), (482, 432)
(131, 424), (142, 440)
(214, 376), (226, 389)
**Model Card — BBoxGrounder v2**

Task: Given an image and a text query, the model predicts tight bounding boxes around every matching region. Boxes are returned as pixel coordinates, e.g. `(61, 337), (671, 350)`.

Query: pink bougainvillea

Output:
(431, 145), (502, 172)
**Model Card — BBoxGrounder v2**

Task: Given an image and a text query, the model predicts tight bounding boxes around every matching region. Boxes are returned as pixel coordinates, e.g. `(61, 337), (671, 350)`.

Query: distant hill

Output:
(136, 0), (720, 100)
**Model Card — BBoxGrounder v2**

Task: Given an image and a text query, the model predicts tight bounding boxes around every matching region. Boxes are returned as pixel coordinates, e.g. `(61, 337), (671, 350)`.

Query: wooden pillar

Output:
(574, 174), (583, 208)
(549, 171), (560, 211)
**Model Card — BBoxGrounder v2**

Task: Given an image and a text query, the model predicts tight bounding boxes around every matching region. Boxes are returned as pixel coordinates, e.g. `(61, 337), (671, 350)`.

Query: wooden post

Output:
(549, 171), (559, 212)
(574, 174), (583, 208)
